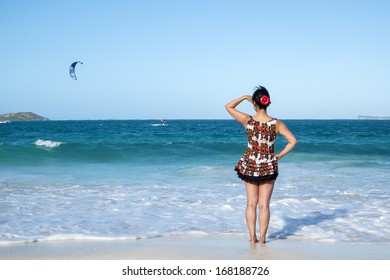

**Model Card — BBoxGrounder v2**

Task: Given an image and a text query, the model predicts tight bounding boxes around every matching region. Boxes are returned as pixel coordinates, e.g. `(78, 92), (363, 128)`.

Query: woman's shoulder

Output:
(236, 114), (251, 127)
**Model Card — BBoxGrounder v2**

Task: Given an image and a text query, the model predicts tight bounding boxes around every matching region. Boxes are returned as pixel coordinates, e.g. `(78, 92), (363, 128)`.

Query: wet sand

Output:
(0, 234), (389, 260)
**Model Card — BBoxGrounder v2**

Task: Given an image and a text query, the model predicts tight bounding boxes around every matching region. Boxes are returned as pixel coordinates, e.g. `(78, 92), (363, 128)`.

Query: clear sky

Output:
(1, 0), (389, 120)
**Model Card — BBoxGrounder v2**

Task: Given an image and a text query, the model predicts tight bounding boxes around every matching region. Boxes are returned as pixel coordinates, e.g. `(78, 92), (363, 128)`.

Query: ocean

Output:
(0, 119), (389, 244)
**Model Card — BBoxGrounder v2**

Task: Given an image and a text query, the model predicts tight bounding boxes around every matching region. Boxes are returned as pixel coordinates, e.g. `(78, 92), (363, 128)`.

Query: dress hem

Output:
(235, 168), (278, 183)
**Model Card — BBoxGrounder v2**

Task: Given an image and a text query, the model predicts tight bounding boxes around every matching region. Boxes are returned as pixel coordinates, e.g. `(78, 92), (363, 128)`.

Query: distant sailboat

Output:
(150, 119), (168, 127)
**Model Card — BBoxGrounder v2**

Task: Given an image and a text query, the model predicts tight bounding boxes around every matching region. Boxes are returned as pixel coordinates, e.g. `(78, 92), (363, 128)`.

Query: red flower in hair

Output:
(260, 96), (270, 106)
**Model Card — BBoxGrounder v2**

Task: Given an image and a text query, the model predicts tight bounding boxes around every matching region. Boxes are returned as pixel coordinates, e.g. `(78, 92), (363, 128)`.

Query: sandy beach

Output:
(0, 234), (389, 260)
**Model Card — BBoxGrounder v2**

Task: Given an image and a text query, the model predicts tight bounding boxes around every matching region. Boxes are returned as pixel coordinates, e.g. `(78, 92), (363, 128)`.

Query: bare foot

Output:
(259, 237), (266, 244)
(249, 235), (258, 243)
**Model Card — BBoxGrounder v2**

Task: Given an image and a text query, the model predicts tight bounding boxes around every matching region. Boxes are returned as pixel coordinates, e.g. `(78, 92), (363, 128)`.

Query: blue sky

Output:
(1, 0), (389, 120)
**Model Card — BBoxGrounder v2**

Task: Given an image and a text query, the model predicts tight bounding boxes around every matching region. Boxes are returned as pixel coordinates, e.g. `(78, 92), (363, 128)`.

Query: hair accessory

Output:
(260, 96), (270, 106)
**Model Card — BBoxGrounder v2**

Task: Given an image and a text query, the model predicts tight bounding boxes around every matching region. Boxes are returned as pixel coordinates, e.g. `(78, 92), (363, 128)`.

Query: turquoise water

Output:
(0, 120), (389, 244)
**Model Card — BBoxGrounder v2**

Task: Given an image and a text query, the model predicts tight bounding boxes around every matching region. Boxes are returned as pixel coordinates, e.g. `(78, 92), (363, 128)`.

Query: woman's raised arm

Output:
(225, 95), (252, 126)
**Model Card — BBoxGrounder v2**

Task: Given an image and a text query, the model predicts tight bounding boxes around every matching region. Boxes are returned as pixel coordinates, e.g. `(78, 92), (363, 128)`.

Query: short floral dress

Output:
(235, 117), (278, 183)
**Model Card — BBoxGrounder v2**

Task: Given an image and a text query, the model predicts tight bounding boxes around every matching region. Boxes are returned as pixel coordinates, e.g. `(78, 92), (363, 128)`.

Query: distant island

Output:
(0, 112), (49, 121)
(357, 116), (390, 120)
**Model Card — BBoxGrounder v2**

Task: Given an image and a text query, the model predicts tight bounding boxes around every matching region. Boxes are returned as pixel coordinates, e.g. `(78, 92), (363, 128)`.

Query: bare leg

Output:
(245, 182), (259, 243)
(257, 180), (275, 244)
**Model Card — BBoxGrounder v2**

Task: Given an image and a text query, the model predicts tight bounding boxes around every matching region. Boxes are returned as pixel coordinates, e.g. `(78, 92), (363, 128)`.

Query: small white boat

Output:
(0, 120), (11, 124)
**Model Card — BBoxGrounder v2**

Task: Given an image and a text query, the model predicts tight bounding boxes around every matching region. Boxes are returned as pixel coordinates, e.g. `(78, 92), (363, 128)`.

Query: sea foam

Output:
(35, 139), (63, 148)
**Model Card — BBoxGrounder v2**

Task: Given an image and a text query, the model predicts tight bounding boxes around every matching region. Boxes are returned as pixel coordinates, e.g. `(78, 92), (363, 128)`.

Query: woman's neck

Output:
(253, 109), (271, 121)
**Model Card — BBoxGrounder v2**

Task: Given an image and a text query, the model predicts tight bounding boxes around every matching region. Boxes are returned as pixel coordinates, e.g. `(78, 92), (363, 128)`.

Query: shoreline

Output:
(0, 234), (389, 260)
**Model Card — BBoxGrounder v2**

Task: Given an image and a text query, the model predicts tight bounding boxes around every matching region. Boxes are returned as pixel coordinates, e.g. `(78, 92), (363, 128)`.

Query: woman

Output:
(225, 86), (297, 243)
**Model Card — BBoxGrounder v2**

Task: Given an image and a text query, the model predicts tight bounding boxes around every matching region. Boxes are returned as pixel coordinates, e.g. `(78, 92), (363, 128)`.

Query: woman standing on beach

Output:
(225, 86), (297, 244)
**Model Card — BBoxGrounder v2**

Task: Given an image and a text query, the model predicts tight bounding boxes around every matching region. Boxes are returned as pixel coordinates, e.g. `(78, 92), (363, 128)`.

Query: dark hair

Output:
(252, 85), (271, 109)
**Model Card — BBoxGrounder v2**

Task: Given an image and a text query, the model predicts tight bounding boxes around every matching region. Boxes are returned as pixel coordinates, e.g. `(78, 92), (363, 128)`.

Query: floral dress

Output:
(235, 117), (278, 183)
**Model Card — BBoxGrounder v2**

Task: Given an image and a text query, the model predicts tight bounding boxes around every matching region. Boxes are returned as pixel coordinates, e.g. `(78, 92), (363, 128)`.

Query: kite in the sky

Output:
(69, 61), (83, 80)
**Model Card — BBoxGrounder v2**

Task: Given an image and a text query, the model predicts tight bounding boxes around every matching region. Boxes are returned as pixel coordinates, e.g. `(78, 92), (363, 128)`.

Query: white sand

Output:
(0, 234), (389, 260)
